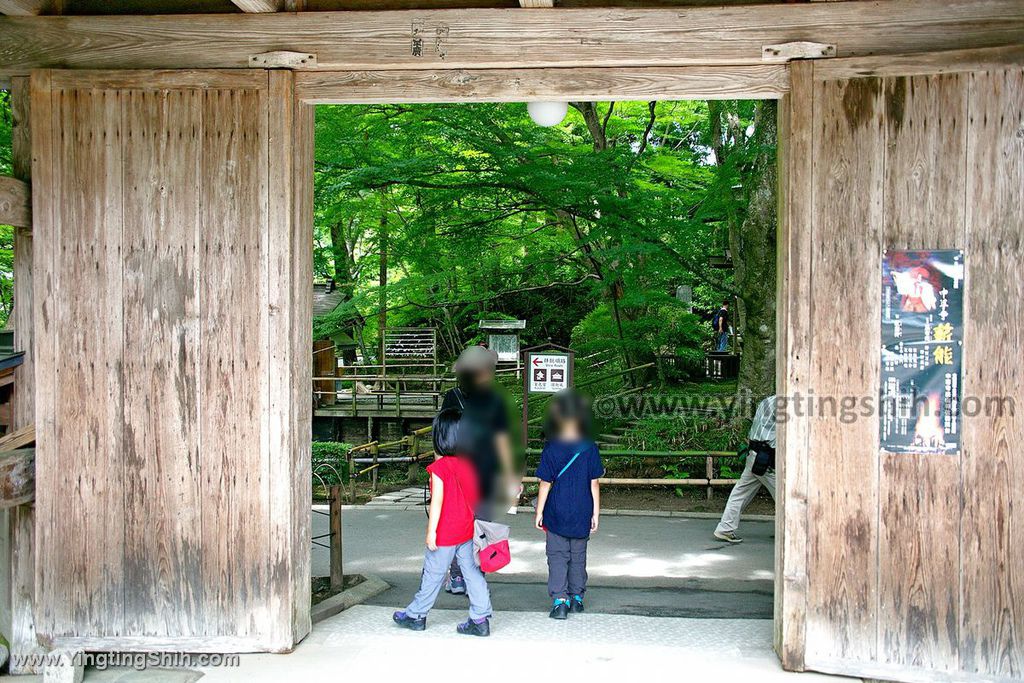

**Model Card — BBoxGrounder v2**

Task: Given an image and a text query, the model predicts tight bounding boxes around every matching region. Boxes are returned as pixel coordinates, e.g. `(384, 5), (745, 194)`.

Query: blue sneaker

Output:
(571, 595), (585, 613)
(446, 575), (467, 595)
(392, 611), (426, 631)
(549, 599), (569, 620)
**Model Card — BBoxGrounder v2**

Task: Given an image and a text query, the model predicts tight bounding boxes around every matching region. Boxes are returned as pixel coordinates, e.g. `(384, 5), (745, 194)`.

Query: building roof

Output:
(313, 282), (345, 317)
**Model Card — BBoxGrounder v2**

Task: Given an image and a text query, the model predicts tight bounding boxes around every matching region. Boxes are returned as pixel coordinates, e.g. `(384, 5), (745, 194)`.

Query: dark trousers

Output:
(546, 530), (589, 600)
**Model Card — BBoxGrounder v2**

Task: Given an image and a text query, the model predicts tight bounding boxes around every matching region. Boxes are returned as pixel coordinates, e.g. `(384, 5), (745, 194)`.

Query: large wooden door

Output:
(776, 47), (1024, 682)
(30, 70), (313, 652)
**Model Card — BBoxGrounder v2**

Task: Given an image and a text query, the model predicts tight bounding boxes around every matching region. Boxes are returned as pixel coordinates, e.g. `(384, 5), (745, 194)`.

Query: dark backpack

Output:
(711, 311), (723, 332)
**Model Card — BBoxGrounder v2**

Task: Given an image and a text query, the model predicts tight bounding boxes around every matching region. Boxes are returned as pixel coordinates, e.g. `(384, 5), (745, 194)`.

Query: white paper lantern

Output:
(527, 101), (568, 127)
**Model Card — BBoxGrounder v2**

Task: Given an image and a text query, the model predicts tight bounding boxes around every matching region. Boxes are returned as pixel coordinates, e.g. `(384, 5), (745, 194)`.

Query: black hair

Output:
(541, 390), (592, 442)
(722, 300), (729, 307)
(432, 407), (463, 456)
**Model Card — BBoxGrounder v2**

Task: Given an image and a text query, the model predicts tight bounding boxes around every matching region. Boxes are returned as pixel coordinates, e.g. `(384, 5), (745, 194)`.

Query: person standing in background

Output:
(713, 300), (731, 352)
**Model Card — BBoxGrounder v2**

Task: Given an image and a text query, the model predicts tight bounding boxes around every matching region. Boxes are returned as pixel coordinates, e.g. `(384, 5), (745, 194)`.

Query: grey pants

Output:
(546, 531), (589, 600)
(406, 540), (492, 621)
(714, 452), (776, 535)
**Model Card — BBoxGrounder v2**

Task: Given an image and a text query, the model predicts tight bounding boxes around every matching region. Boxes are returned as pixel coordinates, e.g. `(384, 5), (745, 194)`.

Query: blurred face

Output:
(474, 368), (495, 387)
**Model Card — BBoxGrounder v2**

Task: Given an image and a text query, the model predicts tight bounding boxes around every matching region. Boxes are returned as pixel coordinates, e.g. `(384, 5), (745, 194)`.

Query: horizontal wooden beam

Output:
(0, 0), (1022, 76)
(0, 0), (50, 16)
(812, 42), (1024, 80)
(0, 176), (30, 228)
(295, 64), (790, 103)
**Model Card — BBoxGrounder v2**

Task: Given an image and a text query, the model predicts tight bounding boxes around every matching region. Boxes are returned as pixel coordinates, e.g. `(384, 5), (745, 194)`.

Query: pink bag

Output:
(473, 519), (511, 573)
(478, 538), (511, 573)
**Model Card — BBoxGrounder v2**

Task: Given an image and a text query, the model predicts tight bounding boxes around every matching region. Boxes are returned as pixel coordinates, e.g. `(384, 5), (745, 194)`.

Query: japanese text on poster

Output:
(880, 249), (964, 454)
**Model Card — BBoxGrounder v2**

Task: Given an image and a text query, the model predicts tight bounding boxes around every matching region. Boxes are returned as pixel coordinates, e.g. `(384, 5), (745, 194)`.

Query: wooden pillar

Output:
(4, 75), (43, 675)
(328, 485), (344, 592)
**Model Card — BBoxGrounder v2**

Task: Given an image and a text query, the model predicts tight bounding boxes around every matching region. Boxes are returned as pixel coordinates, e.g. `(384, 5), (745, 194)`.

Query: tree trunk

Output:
(731, 100), (778, 400)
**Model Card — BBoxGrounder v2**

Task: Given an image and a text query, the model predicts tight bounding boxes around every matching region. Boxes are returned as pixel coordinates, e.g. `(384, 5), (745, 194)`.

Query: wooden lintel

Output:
(0, 175), (31, 228)
(231, 0), (284, 11)
(0, 0), (49, 16)
(0, 1), (1022, 75)
(295, 64), (790, 103)
(762, 41), (836, 62)
(250, 50), (317, 68)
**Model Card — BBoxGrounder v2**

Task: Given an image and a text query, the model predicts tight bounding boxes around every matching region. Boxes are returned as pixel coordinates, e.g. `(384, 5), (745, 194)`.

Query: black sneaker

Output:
(549, 600), (570, 620)
(571, 595), (585, 613)
(392, 611), (426, 631)
(457, 618), (490, 637)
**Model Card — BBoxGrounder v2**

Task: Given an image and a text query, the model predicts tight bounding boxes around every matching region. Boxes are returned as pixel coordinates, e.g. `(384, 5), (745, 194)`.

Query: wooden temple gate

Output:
(0, 2), (1021, 681)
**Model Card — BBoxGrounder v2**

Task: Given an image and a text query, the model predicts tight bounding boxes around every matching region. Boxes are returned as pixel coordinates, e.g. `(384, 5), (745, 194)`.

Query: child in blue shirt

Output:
(534, 390), (604, 619)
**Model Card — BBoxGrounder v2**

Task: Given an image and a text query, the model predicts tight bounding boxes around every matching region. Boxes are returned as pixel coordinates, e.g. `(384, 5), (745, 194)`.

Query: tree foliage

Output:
(314, 99), (773, 389)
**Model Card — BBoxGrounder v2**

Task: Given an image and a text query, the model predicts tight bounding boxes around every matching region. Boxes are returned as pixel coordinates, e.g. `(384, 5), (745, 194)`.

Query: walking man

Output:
(714, 394), (776, 543)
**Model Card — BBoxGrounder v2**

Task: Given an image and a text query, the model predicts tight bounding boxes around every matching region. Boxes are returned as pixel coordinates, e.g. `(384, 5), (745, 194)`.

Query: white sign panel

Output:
(528, 353), (569, 393)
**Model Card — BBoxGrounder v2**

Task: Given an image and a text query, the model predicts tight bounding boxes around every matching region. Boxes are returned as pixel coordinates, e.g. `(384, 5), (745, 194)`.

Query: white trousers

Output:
(715, 452), (776, 535)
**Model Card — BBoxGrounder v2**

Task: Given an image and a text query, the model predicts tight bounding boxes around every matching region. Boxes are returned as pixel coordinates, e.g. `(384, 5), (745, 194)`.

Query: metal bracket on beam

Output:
(762, 41), (836, 63)
(249, 51), (317, 69)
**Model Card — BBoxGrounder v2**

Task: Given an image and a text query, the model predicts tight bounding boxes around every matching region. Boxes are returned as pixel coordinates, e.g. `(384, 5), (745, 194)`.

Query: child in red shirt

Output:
(393, 408), (493, 636)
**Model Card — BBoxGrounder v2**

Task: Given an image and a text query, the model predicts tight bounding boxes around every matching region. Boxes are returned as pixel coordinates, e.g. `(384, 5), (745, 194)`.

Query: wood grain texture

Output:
(30, 69), (308, 652)
(0, 176), (30, 228)
(878, 73), (966, 673)
(37, 83), (128, 639)
(774, 59), (813, 673)
(230, 0), (283, 11)
(0, 449), (34, 508)
(814, 44), (1024, 82)
(960, 66), (1024, 679)
(290, 95), (314, 645)
(804, 74), (883, 666)
(198, 84), (270, 641)
(1, 0), (1022, 75)
(0, 0), (50, 15)
(121, 87), (205, 637)
(295, 65), (790, 103)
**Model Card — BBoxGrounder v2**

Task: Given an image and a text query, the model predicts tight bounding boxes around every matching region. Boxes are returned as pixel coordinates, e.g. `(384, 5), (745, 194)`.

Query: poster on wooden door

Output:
(880, 249), (964, 455)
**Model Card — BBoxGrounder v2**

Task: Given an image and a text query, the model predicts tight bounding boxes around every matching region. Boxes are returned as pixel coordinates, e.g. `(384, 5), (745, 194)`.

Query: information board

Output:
(880, 249), (964, 455)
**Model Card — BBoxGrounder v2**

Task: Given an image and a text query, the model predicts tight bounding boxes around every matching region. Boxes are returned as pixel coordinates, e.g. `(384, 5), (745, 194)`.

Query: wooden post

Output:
(705, 455), (714, 501)
(328, 485), (344, 592)
(370, 442), (379, 493)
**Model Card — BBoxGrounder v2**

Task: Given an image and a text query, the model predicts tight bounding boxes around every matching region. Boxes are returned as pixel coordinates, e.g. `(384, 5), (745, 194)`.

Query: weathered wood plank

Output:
(0, 449), (34, 508)
(295, 65), (790, 103)
(814, 44), (1024, 81)
(290, 96), (314, 645)
(774, 58), (812, 673)
(0, 177), (30, 228)
(804, 74), (884, 667)
(878, 73), (967, 673)
(198, 84), (271, 641)
(231, 0), (283, 11)
(121, 87), (205, 637)
(47, 69), (267, 91)
(0, 0), (50, 16)
(0, 425), (33, 451)
(960, 66), (1024, 679)
(1, 1), (1022, 75)
(34, 82), (127, 640)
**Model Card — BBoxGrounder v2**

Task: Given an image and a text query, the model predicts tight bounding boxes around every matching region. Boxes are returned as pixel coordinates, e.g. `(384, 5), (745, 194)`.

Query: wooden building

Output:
(0, 1), (1021, 680)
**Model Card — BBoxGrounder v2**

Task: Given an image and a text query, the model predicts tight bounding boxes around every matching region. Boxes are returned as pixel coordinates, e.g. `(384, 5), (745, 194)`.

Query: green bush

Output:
(312, 441), (352, 485)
